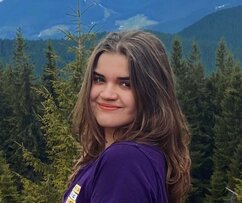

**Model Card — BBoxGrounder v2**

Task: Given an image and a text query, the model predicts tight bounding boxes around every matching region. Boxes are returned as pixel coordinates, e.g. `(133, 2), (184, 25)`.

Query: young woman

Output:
(62, 30), (191, 203)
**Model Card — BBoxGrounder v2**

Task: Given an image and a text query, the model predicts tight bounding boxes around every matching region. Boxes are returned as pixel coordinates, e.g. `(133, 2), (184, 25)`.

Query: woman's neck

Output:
(104, 128), (115, 148)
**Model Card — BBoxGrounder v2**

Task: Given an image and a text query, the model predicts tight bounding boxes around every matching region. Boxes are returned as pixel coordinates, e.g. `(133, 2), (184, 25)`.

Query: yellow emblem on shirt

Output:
(73, 184), (81, 194)
(65, 184), (81, 203)
(66, 197), (75, 203)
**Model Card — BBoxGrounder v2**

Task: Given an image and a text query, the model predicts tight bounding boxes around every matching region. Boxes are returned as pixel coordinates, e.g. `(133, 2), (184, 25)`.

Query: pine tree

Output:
(180, 42), (213, 203)
(170, 37), (187, 102)
(42, 42), (59, 104)
(56, 0), (94, 114)
(0, 151), (20, 202)
(235, 172), (242, 202)
(20, 38), (83, 203)
(20, 3), (92, 201)
(62, 8), (93, 95)
(3, 28), (43, 181)
(208, 39), (241, 202)
(0, 65), (18, 154)
(232, 141), (242, 202)
(233, 174), (242, 196)
(0, 65), (10, 151)
(226, 66), (242, 189)
(213, 39), (234, 110)
(20, 89), (80, 202)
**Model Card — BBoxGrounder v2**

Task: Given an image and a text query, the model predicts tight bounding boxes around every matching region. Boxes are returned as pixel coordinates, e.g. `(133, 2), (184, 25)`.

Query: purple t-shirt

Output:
(62, 141), (169, 203)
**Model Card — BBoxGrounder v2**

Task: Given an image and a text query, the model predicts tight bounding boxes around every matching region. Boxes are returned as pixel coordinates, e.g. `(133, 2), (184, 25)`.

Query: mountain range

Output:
(0, 3), (242, 74)
(0, 0), (242, 39)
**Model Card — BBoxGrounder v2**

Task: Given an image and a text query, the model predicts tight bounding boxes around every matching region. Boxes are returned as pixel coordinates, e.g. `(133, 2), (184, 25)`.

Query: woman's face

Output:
(90, 52), (136, 135)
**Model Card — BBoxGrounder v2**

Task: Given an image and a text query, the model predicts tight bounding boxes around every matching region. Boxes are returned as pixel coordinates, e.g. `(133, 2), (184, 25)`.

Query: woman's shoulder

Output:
(88, 141), (169, 203)
(105, 141), (165, 157)
(98, 141), (166, 171)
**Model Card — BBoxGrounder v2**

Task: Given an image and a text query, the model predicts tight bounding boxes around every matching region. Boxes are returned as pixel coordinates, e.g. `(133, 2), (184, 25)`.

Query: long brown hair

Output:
(71, 30), (191, 202)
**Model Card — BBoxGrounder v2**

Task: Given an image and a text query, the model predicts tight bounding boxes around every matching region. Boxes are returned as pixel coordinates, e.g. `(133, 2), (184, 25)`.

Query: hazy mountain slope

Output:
(178, 5), (242, 70)
(179, 6), (242, 42)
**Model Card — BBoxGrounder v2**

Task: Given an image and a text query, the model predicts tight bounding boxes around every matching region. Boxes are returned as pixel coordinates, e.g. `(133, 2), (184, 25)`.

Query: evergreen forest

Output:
(0, 27), (242, 202)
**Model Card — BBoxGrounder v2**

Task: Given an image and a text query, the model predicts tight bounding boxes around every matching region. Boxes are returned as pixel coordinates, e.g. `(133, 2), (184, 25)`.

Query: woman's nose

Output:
(100, 84), (118, 100)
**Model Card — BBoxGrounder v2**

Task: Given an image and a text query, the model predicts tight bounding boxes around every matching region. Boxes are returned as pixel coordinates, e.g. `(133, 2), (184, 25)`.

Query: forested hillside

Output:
(0, 34), (231, 75)
(0, 32), (103, 75)
(179, 5), (242, 72)
(0, 26), (242, 202)
(0, 38), (73, 75)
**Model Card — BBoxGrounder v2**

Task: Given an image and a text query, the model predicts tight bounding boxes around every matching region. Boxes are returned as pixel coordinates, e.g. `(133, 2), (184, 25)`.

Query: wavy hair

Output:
(71, 30), (191, 203)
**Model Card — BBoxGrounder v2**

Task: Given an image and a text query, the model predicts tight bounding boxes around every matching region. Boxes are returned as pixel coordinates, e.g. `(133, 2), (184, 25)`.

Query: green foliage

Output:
(42, 42), (59, 105)
(235, 174), (242, 202)
(20, 89), (80, 202)
(0, 152), (20, 203)
(170, 38), (186, 76)
(225, 68), (242, 189)
(0, 29), (44, 182)
(0, 29), (49, 203)
(209, 170), (227, 202)
(187, 44), (213, 203)
(172, 41), (214, 203)
(0, 65), (11, 151)
(18, 3), (91, 201)
(232, 141), (242, 202)
(208, 40), (242, 202)
(170, 38), (187, 101)
(0, 38), (75, 75)
(18, 32), (85, 201)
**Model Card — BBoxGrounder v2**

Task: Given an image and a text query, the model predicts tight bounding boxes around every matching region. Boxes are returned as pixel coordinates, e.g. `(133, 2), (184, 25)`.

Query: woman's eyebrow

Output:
(118, 77), (130, 80)
(93, 71), (104, 77)
(94, 71), (129, 80)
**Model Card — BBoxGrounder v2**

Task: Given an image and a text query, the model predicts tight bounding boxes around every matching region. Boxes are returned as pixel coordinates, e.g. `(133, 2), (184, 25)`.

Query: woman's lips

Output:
(98, 103), (121, 111)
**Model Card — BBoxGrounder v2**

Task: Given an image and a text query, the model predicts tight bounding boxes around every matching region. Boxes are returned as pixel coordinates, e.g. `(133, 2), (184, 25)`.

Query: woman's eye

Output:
(93, 76), (104, 84)
(120, 81), (131, 88)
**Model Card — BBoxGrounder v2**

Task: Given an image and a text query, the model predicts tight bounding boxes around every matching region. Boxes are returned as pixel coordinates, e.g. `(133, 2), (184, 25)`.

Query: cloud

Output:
(37, 24), (69, 38)
(0, 0), (4, 2)
(115, 14), (158, 31)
